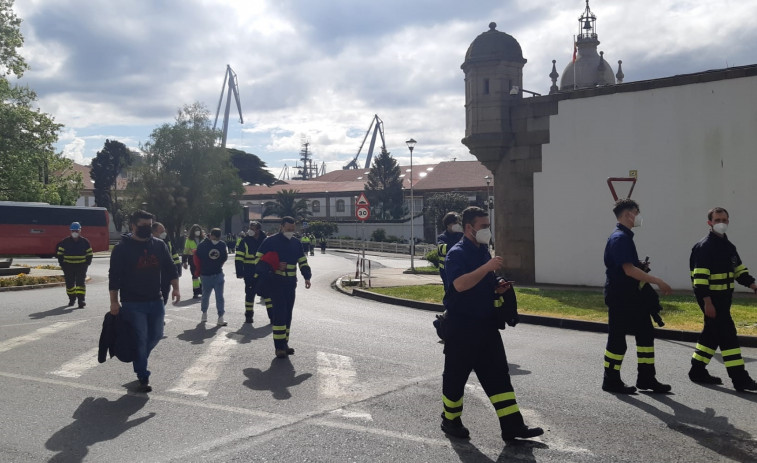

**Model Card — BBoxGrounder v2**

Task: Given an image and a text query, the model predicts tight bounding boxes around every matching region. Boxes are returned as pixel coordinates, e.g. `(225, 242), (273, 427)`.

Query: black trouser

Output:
(442, 323), (524, 432)
(691, 294), (746, 378)
(63, 264), (87, 302)
(270, 277), (296, 350)
(244, 276), (256, 314)
(188, 260), (202, 297)
(604, 299), (656, 378)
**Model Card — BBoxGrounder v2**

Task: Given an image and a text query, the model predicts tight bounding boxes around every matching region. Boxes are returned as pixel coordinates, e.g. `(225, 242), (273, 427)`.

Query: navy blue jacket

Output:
(196, 238), (228, 275)
(437, 230), (463, 290)
(98, 312), (136, 363)
(443, 237), (497, 326)
(254, 233), (312, 287)
(604, 223), (641, 304)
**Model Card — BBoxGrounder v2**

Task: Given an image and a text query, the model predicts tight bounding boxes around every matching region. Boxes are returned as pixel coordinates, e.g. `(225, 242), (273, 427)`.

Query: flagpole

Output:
(573, 35), (576, 90)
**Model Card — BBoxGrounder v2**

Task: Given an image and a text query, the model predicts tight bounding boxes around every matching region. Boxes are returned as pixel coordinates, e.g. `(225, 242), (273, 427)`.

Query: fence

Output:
(326, 239), (435, 257)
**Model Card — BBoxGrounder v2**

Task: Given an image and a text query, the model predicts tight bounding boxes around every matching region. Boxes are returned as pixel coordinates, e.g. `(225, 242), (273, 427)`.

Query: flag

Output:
(572, 36), (577, 62)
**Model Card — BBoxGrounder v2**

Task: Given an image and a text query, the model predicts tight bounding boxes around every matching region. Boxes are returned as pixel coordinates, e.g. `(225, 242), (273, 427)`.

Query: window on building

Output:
(312, 200), (320, 213)
(336, 199), (345, 212)
(483, 78), (490, 95)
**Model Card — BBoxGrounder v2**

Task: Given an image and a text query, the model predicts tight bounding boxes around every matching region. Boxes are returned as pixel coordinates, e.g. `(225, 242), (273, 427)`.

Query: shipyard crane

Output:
(343, 114), (385, 170)
(213, 64), (243, 148)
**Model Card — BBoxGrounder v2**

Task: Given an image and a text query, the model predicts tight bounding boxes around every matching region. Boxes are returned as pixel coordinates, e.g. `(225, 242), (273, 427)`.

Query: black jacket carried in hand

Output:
(98, 312), (136, 363)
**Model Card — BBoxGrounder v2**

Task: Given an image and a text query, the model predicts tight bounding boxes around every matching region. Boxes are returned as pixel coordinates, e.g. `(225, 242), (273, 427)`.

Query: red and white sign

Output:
(356, 205), (370, 221)
(356, 193), (370, 206)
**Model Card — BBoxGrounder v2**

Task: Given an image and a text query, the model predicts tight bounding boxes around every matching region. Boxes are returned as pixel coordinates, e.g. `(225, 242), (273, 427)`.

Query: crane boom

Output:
(343, 114), (385, 169)
(213, 64), (243, 148)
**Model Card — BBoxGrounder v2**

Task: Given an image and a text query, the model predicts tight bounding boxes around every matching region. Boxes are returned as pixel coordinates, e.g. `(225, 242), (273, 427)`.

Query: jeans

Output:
(119, 300), (165, 381)
(200, 273), (225, 316)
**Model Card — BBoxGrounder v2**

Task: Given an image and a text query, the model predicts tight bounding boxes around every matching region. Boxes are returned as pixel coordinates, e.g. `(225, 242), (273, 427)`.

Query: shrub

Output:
(371, 228), (387, 242)
(425, 248), (441, 268)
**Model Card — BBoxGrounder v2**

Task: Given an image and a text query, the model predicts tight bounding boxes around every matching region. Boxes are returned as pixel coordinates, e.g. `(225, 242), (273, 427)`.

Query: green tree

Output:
(425, 192), (470, 230)
(306, 221), (339, 238)
(262, 189), (311, 221)
(0, 0), (81, 204)
(227, 148), (276, 186)
(132, 102), (244, 240)
(364, 147), (405, 220)
(90, 139), (134, 231)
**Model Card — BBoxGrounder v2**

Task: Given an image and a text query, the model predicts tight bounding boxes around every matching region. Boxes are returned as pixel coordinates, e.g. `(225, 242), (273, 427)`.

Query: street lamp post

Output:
(406, 138), (417, 271)
(484, 175), (493, 249)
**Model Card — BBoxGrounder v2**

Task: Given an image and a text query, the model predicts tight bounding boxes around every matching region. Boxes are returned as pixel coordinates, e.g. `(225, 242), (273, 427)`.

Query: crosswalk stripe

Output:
(49, 347), (100, 378)
(317, 351), (358, 399)
(0, 320), (87, 354)
(168, 330), (237, 397)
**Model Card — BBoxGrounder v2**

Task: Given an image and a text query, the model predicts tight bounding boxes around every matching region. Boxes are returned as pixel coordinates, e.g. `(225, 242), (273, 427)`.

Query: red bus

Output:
(0, 202), (110, 257)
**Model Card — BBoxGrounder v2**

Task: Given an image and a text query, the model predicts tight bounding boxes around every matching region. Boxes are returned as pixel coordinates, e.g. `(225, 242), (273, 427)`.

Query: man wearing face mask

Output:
(152, 222), (182, 304)
(688, 207), (757, 391)
(603, 198), (673, 394)
(253, 216), (311, 359)
(109, 209), (180, 392)
(196, 228), (229, 326)
(183, 224), (204, 299)
(437, 212), (464, 291)
(440, 206), (543, 442)
(235, 221), (267, 324)
(56, 222), (93, 308)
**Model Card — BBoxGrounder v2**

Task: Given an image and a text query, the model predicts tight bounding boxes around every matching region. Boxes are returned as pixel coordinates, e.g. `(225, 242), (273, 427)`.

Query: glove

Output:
(506, 313), (520, 327)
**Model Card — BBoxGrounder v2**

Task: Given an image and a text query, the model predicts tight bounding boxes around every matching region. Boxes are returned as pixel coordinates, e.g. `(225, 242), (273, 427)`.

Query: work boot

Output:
(67, 296), (75, 307)
(137, 378), (152, 393)
(77, 296), (86, 308)
(275, 349), (289, 359)
(244, 312), (253, 324)
(602, 372), (637, 394)
(688, 365), (723, 385)
(636, 375), (672, 393)
(732, 372), (757, 392)
(286, 347), (295, 355)
(440, 413), (470, 439)
(501, 425), (544, 441)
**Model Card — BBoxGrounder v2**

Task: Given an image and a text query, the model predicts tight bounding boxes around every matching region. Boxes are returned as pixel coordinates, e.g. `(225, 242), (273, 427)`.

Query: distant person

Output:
(235, 221), (267, 324)
(602, 198), (672, 394)
(309, 234), (316, 256)
(226, 232), (236, 254)
(437, 212), (464, 291)
(320, 237), (327, 254)
(183, 224), (204, 299)
(254, 216), (311, 358)
(109, 209), (179, 393)
(301, 233), (311, 255)
(152, 222), (182, 304)
(688, 207), (757, 391)
(56, 222), (93, 308)
(196, 228), (229, 326)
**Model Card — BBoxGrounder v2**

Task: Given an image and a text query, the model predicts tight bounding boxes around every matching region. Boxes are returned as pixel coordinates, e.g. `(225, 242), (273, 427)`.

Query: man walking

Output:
(152, 222), (182, 304)
(196, 228), (229, 326)
(689, 207), (757, 391)
(441, 206), (543, 442)
(56, 222), (93, 308)
(183, 224), (204, 299)
(109, 210), (180, 392)
(437, 212), (463, 291)
(235, 221), (266, 324)
(254, 217), (311, 359)
(602, 198), (672, 394)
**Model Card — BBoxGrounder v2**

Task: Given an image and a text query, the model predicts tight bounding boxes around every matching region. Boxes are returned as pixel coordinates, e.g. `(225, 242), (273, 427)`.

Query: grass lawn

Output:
(404, 265), (440, 275)
(367, 285), (757, 336)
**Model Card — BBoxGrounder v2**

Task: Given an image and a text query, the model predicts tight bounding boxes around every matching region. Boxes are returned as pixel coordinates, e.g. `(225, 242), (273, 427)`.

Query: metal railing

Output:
(326, 239), (435, 257)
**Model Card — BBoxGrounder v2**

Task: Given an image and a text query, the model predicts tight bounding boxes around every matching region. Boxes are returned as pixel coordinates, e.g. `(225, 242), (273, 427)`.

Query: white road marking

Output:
(329, 407), (373, 421)
(168, 330), (237, 396)
(317, 351), (359, 399)
(0, 320), (87, 354)
(48, 347), (100, 378)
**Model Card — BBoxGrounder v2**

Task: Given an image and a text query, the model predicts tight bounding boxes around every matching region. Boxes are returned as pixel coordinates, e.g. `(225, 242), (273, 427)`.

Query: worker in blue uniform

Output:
(56, 222), (93, 308)
(254, 216), (311, 359)
(602, 198), (673, 394)
(235, 221), (267, 324)
(437, 212), (464, 291)
(441, 206), (543, 442)
(689, 207), (757, 391)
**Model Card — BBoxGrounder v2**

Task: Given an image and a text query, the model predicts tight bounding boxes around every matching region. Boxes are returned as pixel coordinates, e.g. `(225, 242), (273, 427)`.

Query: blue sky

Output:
(14, 0), (757, 176)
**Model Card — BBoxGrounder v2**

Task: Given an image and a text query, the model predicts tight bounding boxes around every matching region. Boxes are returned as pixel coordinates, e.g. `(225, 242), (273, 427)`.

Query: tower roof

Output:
(462, 22), (527, 69)
(558, 1), (616, 90)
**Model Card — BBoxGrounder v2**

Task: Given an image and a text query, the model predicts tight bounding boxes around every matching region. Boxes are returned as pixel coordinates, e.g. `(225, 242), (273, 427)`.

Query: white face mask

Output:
(475, 228), (492, 245)
(211, 239), (220, 245)
(71, 232), (79, 238)
(195, 231), (201, 237)
(283, 231), (295, 240)
(159, 232), (167, 240)
(713, 223), (728, 234)
(451, 224), (463, 233)
(633, 214), (643, 228)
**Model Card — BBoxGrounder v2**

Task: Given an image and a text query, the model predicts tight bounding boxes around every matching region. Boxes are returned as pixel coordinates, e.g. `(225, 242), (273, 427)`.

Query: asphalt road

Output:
(0, 251), (755, 462)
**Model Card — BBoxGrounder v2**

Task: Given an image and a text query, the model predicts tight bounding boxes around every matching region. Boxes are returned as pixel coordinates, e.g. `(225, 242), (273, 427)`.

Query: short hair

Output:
(612, 198), (639, 219)
(249, 221), (260, 230)
(281, 216), (295, 225)
(209, 228), (222, 238)
(707, 207), (729, 221)
(151, 222), (164, 232)
(442, 212), (460, 228)
(130, 209), (154, 225)
(461, 206), (488, 228)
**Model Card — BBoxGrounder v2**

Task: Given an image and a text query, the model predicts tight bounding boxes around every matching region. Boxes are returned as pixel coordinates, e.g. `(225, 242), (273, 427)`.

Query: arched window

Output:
(312, 200), (321, 213)
(336, 199), (345, 212)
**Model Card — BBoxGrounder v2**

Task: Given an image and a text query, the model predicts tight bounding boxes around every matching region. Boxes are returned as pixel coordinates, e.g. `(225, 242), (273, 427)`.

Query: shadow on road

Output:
(176, 323), (222, 345)
(45, 395), (153, 463)
(616, 393), (755, 463)
(174, 298), (201, 307)
(28, 305), (79, 320)
(509, 363), (531, 376)
(449, 437), (547, 462)
(226, 323), (270, 344)
(242, 358), (312, 400)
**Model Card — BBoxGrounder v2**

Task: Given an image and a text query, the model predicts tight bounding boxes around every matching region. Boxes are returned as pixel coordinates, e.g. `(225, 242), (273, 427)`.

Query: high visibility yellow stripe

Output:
(695, 343), (716, 355)
(273, 334), (287, 340)
(297, 257), (308, 263)
(489, 392), (516, 404)
(692, 353), (711, 364)
(442, 395), (463, 408)
(709, 284), (733, 291)
(724, 359), (745, 368)
(637, 346), (655, 353)
(439, 262), (445, 269)
(444, 410), (462, 420)
(637, 358), (655, 364)
(710, 272), (733, 280)
(287, 264), (297, 268)
(692, 278), (709, 286)
(272, 325), (287, 331)
(604, 350), (624, 361)
(495, 404), (520, 418)
(692, 267), (711, 276)
(721, 348), (741, 357)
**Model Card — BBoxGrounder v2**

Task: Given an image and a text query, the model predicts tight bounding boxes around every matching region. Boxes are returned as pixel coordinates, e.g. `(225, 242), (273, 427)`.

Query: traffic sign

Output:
(356, 193), (370, 206)
(356, 205), (370, 221)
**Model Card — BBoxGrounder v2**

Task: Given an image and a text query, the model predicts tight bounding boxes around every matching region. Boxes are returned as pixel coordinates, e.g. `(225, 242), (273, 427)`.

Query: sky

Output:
(13, 0), (757, 177)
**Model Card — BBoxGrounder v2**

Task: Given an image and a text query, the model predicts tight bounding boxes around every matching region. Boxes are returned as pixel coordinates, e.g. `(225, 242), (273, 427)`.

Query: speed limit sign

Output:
(356, 205), (370, 221)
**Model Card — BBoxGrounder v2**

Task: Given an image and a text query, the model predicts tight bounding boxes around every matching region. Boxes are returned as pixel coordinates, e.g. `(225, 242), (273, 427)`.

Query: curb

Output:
(348, 287), (757, 348)
(0, 281), (67, 292)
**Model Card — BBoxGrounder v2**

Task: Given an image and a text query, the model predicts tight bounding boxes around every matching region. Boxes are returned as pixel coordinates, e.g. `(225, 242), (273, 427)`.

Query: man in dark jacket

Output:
(196, 228), (229, 326)
(109, 210), (179, 393)
(235, 221), (266, 324)
(56, 222), (93, 308)
(152, 222), (182, 304)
